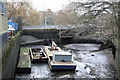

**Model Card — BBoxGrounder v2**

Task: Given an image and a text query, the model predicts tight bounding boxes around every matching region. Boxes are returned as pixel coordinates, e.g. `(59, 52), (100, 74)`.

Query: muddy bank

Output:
(64, 44), (117, 78)
(15, 44), (118, 79)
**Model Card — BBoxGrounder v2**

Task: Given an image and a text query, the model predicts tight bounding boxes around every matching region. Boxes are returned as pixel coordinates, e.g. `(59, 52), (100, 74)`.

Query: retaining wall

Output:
(22, 29), (103, 44)
(116, 46), (120, 80)
(0, 4), (9, 79)
(2, 31), (21, 79)
(22, 29), (60, 43)
(115, 40), (120, 80)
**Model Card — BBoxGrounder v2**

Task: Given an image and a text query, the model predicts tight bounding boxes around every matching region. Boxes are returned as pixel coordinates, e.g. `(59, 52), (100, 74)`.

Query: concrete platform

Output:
(17, 47), (31, 73)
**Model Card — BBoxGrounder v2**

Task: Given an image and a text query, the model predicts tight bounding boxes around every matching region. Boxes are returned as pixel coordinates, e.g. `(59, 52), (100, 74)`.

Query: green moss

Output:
(17, 60), (30, 67)
(17, 47), (31, 68)
(2, 31), (21, 66)
(20, 47), (29, 56)
(10, 31), (21, 45)
(2, 45), (11, 66)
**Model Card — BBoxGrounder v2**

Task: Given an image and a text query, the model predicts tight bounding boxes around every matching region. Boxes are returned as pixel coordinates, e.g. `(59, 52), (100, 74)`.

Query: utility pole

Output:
(45, 16), (50, 27)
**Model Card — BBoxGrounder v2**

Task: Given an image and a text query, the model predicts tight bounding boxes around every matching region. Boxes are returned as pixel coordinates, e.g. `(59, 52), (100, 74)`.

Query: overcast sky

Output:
(6, 0), (71, 12)
(29, 0), (70, 12)
(6, 0), (120, 12)
(6, 0), (89, 12)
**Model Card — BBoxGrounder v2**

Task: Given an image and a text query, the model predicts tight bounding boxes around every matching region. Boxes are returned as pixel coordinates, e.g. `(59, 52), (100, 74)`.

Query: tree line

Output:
(7, 0), (120, 42)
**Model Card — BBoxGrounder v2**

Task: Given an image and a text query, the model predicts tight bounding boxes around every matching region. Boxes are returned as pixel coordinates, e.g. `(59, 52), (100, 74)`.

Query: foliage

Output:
(7, 1), (42, 26)
(62, 1), (119, 41)
(54, 11), (78, 25)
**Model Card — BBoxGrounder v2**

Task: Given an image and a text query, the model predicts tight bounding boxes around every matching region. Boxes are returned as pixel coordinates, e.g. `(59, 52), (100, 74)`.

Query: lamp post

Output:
(45, 17), (47, 28)
(44, 16), (50, 28)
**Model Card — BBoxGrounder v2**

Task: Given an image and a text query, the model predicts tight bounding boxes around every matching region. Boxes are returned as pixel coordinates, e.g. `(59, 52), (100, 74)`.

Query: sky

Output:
(29, 0), (70, 12)
(6, 0), (71, 12)
(29, 0), (120, 12)
(6, 0), (87, 12)
(6, 0), (89, 12)
(6, 0), (120, 12)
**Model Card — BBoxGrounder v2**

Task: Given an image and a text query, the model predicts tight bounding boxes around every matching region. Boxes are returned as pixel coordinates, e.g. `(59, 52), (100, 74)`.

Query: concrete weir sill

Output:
(2, 31), (21, 79)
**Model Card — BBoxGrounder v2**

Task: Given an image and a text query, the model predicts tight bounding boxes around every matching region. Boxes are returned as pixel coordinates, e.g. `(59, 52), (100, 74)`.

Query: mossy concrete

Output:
(2, 31), (21, 79)
(115, 41), (120, 80)
(0, 6), (9, 79)
(22, 29), (103, 44)
(22, 29), (59, 39)
(22, 29), (60, 44)
(17, 47), (31, 68)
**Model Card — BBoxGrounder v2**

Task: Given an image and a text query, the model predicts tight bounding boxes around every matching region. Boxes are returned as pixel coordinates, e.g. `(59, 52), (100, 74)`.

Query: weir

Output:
(1, 28), (120, 79)
(22, 29), (103, 44)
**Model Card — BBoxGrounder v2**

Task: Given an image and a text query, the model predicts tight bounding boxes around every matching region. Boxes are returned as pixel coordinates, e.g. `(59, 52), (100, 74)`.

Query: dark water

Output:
(15, 44), (117, 79)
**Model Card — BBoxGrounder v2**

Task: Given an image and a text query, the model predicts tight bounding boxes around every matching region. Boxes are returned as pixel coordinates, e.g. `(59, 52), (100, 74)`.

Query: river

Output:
(15, 43), (117, 79)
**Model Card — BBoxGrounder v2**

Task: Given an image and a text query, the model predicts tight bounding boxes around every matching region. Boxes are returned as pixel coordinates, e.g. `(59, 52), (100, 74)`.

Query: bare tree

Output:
(7, 1), (42, 26)
(63, 1), (119, 41)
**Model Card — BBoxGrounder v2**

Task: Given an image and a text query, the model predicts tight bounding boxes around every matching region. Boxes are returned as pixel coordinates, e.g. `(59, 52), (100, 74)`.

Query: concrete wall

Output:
(2, 31), (21, 79)
(22, 29), (103, 44)
(115, 38), (120, 80)
(0, 1), (9, 55)
(22, 29), (60, 43)
(116, 46), (120, 80)
(0, 2), (9, 79)
(72, 37), (103, 44)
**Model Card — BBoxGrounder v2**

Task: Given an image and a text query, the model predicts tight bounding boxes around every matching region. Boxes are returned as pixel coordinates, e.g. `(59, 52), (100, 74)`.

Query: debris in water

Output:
(91, 53), (95, 56)
(74, 61), (91, 74)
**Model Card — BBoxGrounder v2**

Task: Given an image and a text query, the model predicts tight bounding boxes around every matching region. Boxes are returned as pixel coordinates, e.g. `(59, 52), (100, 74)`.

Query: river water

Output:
(15, 44), (117, 79)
